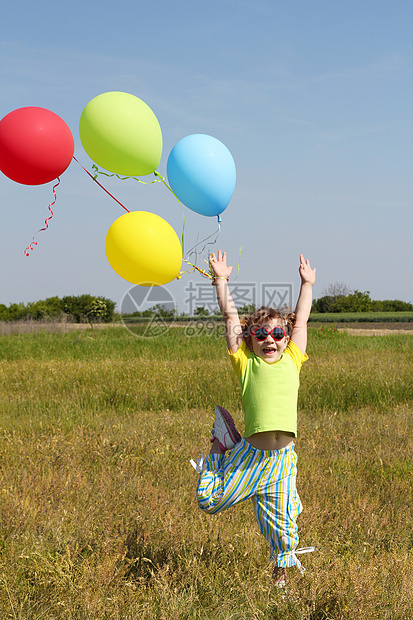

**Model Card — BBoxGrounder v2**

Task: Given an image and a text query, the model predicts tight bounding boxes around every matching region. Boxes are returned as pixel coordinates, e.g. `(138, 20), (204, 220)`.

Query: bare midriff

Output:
(246, 430), (295, 451)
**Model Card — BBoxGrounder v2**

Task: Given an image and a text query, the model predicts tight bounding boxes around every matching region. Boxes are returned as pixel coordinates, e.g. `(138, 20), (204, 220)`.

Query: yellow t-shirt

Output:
(229, 340), (308, 438)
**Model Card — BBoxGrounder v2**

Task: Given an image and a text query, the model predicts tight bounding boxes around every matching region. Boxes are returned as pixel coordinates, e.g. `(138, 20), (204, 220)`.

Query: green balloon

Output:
(79, 92), (162, 176)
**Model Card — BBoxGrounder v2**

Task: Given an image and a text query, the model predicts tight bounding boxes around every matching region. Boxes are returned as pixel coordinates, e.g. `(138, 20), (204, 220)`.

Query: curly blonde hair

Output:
(240, 306), (296, 350)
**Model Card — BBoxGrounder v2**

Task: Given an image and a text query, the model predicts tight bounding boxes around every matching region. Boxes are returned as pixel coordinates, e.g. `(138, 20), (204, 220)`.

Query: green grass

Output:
(0, 325), (412, 619)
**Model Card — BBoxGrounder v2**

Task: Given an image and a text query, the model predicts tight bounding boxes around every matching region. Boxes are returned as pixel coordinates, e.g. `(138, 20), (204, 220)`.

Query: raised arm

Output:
(210, 251), (243, 353)
(291, 254), (316, 355)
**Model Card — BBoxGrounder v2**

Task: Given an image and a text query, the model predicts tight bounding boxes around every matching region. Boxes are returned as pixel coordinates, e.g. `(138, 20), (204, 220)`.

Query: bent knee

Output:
(196, 493), (223, 515)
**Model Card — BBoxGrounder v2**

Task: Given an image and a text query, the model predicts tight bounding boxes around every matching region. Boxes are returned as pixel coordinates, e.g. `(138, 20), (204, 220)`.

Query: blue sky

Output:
(1, 0), (412, 312)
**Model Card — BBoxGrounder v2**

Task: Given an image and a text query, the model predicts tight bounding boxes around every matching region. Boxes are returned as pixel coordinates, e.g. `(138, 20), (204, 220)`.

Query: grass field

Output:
(0, 325), (412, 619)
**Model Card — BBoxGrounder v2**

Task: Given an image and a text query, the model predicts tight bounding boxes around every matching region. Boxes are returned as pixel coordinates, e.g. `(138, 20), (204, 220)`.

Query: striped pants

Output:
(196, 438), (303, 568)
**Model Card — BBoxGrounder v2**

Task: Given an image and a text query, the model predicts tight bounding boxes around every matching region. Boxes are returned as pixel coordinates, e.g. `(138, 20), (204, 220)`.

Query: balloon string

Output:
(152, 172), (225, 272)
(178, 219), (221, 280)
(92, 167), (188, 254)
(153, 171), (187, 255)
(92, 165), (162, 186)
(179, 217), (221, 280)
(85, 166), (219, 266)
(181, 257), (214, 281)
(235, 246), (242, 280)
(181, 244), (242, 281)
(72, 157), (129, 212)
(186, 218), (221, 260)
(92, 167), (188, 255)
(71, 160), (228, 279)
(24, 178), (60, 256)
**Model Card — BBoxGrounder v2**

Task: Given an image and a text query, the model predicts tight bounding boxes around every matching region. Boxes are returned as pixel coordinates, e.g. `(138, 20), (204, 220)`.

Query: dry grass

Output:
(0, 326), (412, 619)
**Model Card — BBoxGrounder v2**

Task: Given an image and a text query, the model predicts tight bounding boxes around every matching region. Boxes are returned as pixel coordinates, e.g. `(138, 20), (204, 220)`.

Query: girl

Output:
(190, 251), (316, 586)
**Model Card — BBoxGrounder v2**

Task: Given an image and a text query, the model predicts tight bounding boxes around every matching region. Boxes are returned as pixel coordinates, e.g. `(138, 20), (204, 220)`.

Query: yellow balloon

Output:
(105, 211), (182, 286)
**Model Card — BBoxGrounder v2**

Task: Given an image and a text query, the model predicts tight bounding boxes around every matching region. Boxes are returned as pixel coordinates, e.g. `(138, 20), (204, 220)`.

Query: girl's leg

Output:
(250, 448), (308, 576)
(251, 489), (301, 569)
(196, 438), (262, 515)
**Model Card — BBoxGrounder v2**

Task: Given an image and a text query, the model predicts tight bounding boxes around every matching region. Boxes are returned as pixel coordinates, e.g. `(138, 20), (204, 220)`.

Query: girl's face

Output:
(250, 318), (289, 363)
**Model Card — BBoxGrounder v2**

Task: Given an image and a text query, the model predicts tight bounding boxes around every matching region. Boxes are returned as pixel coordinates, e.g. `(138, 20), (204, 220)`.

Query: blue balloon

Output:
(167, 134), (236, 217)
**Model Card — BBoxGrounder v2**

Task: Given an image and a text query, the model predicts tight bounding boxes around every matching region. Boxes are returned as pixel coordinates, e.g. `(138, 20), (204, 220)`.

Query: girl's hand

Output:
(299, 254), (316, 286)
(210, 250), (233, 280)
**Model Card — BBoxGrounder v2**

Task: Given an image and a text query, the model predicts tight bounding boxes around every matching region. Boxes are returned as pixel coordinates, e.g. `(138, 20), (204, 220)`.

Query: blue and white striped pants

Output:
(196, 438), (303, 568)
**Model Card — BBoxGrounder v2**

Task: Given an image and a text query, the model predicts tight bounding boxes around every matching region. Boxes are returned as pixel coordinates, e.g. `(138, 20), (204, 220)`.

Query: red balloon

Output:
(0, 107), (74, 185)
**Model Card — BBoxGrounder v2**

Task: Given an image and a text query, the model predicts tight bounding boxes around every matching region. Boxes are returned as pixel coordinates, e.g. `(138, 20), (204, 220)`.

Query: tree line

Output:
(312, 290), (412, 313)
(124, 297), (413, 318)
(0, 295), (116, 323)
(1, 290), (411, 323)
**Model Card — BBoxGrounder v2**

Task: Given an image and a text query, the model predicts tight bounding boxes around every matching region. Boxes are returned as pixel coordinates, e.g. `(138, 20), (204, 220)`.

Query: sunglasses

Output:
(253, 326), (287, 341)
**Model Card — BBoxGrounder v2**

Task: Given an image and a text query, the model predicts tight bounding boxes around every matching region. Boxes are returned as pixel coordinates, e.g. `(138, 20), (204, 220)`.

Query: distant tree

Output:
(0, 296), (116, 322)
(332, 290), (373, 312)
(44, 296), (65, 317)
(101, 297), (116, 322)
(0, 304), (9, 320)
(211, 307), (223, 317)
(26, 301), (48, 320)
(62, 295), (115, 323)
(312, 296), (336, 313)
(313, 294), (335, 313)
(26, 297), (64, 320)
(150, 304), (176, 319)
(313, 290), (374, 313)
(62, 295), (93, 322)
(86, 298), (108, 326)
(193, 306), (210, 317)
(313, 283), (352, 313)
(238, 303), (257, 316)
(321, 282), (351, 298)
(380, 299), (413, 312)
(6, 303), (28, 321)
(371, 300), (384, 312)
(126, 304), (176, 319)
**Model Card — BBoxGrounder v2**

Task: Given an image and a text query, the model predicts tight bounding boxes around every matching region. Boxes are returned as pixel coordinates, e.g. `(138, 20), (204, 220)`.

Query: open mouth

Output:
(262, 347), (276, 355)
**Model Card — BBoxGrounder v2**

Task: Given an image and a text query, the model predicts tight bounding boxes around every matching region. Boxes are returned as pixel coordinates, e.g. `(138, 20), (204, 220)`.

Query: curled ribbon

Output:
(92, 164), (162, 187)
(181, 242), (242, 283)
(24, 178), (60, 256)
(179, 220), (222, 280)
